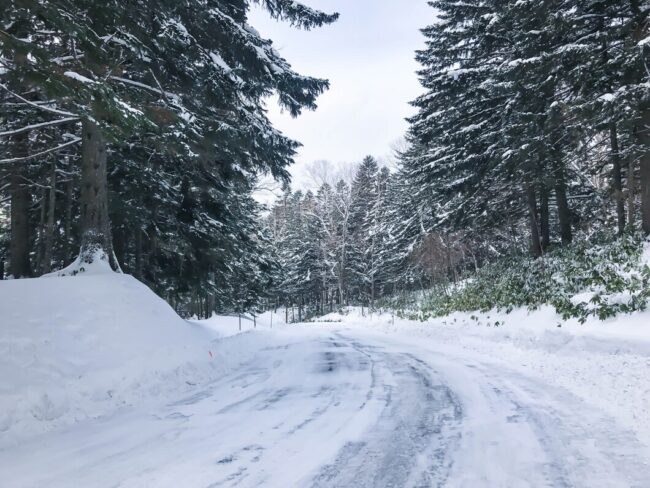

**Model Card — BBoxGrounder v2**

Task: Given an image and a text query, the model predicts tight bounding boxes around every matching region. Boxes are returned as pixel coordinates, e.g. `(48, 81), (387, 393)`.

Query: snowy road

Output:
(2, 327), (649, 487)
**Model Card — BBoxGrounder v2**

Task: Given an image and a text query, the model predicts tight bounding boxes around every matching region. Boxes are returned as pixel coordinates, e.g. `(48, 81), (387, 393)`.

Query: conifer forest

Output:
(2, 1), (650, 319)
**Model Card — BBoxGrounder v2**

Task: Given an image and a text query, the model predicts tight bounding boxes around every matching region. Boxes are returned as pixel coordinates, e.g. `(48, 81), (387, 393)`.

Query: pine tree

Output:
(348, 155), (379, 303)
(1, 0), (338, 317)
(332, 179), (353, 305)
(1, 0), (338, 270)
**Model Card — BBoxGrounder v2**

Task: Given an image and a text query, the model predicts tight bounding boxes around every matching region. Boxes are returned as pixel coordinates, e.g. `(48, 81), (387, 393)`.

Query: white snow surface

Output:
(0, 273), (220, 444)
(2, 274), (650, 487)
(42, 249), (116, 277)
(63, 71), (97, 84)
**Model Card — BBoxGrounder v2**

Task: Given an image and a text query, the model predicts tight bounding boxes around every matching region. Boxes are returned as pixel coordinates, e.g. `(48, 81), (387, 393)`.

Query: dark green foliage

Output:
(0, 0), (337, 316)
(387, 232), (650, 323)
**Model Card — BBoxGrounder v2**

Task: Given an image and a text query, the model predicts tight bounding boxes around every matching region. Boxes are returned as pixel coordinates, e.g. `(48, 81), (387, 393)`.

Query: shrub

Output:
(386, 231), (650, 323)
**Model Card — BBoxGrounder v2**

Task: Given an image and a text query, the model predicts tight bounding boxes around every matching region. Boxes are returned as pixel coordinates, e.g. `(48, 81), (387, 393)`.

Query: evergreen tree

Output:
(0, 0), (338, 317)
(348, 155), (379, 303)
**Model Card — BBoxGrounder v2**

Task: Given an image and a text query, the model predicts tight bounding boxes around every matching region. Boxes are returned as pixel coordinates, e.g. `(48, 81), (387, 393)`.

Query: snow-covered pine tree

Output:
(332, 179), (353, 305)
(375, 163), (420, 293)
(0, 0), (338, 271)
(361, 165), (391, 307)
(488, 0), (578, 251)
(348, 155), (379, 304)
(406, 1), (520, 250)
(275, 190), (322, 320)
(313, 182), (339, 312)
(558, 0), (650, 234)
(406, 0), (582, 257)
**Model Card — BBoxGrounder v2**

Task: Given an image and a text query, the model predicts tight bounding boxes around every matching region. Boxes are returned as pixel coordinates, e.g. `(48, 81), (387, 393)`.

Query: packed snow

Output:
(1, 274), (650, 487)
(0, 272), (217, 444)
(63, 71), (97, 84)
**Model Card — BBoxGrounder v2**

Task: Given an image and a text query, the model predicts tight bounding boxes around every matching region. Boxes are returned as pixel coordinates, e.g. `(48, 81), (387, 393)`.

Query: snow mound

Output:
(193, 310), (286, 337)
(0, 273), (217, 445)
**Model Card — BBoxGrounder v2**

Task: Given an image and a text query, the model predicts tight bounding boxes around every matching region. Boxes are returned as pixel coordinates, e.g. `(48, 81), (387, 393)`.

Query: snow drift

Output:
(0, 272), (219, 445)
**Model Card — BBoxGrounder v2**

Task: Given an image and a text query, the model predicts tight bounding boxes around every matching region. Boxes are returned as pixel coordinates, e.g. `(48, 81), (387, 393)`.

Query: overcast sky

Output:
(249, 0), (433, 189)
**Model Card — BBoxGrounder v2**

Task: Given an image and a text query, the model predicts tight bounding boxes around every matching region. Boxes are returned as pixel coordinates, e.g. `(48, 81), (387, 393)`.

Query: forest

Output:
(2, 1), (650, 320)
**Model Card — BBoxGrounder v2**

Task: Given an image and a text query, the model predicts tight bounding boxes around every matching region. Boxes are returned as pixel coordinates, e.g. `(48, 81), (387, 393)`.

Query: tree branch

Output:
(0, 84), (79, 117)
(0, 138), (81, 164)
(109, 75), (177, 100)
(0, 117), (79, 138)
(148, 69), (171, 106)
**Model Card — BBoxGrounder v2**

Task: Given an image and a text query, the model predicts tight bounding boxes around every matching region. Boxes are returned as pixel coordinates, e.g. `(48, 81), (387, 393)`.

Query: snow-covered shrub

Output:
(398, 231), (650, 323)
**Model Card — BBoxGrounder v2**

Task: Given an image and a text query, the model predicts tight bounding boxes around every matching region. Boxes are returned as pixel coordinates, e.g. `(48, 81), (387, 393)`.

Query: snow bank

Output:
(0, 273), (234, 446)
(315, 306), (650, 448)
(193, 310), (285, 337)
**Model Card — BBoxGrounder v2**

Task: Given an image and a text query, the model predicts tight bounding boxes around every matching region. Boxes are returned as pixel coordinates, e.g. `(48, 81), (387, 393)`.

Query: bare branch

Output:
(0, 138), (81, 164)
(109, 75), (177, 100)
(51, 54), (85, 65)
(0, 117), (79, 138)
(148, 69), (171, 106)
(0, 84), (79, 117)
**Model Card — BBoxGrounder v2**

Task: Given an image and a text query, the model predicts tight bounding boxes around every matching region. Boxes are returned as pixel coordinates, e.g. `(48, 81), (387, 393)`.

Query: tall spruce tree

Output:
(1, 0), (337, 269)
(1, 0), (338, 316)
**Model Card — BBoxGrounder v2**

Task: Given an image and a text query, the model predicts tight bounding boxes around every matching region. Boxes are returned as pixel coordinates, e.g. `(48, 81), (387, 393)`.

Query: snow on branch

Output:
(254, 0), (339, 30)
(0, 117), (79, 138)
(109, 76), (181, 104)
(0, 83), (79, 117)
(0, 137), (81, 165)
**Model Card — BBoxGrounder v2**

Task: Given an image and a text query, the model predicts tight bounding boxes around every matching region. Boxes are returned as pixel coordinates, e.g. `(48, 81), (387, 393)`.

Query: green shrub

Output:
(387, 231), (650, 323)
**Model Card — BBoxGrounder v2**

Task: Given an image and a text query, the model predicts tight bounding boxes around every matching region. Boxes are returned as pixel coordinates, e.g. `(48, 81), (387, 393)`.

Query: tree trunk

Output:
(634, 107), (650, 234)
(64, 176), (74, 263)
(539, 185), (550, 251)
(42, 160), (57, 274)
(145, 225), (155, 281)
(639, 109), (650, 234)
(610, 124), (626, 235)
(629, 158), (636, 227)
(641, 153), (650, 234)
(553, 157), (573, 245)
(36, 186), (47, 272)
(135, 228), (143, 279)
(113, 222), (127, 272)
(631, 7), (650, 233)
(79, 118), (119, 270)
(526, 184), (542, 258)
(10, 164), (32, 278)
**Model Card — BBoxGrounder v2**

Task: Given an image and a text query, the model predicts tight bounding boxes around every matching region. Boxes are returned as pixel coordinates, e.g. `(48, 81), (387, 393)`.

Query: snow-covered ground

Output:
(327, 305), (650, 449)
(2, 274), (650, 487)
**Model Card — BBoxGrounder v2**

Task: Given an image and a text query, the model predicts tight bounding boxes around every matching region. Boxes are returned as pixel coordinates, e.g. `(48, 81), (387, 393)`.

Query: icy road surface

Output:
(3, 328), (649, 488)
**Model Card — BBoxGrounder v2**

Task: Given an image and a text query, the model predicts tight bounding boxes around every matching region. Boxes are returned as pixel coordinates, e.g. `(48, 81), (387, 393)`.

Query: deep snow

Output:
(0, 272), (216, 444)
(2, 273), (650, 487)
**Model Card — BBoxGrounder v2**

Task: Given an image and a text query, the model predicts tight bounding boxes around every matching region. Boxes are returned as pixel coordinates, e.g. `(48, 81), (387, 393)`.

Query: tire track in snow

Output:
(311, 338), (463, 488)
